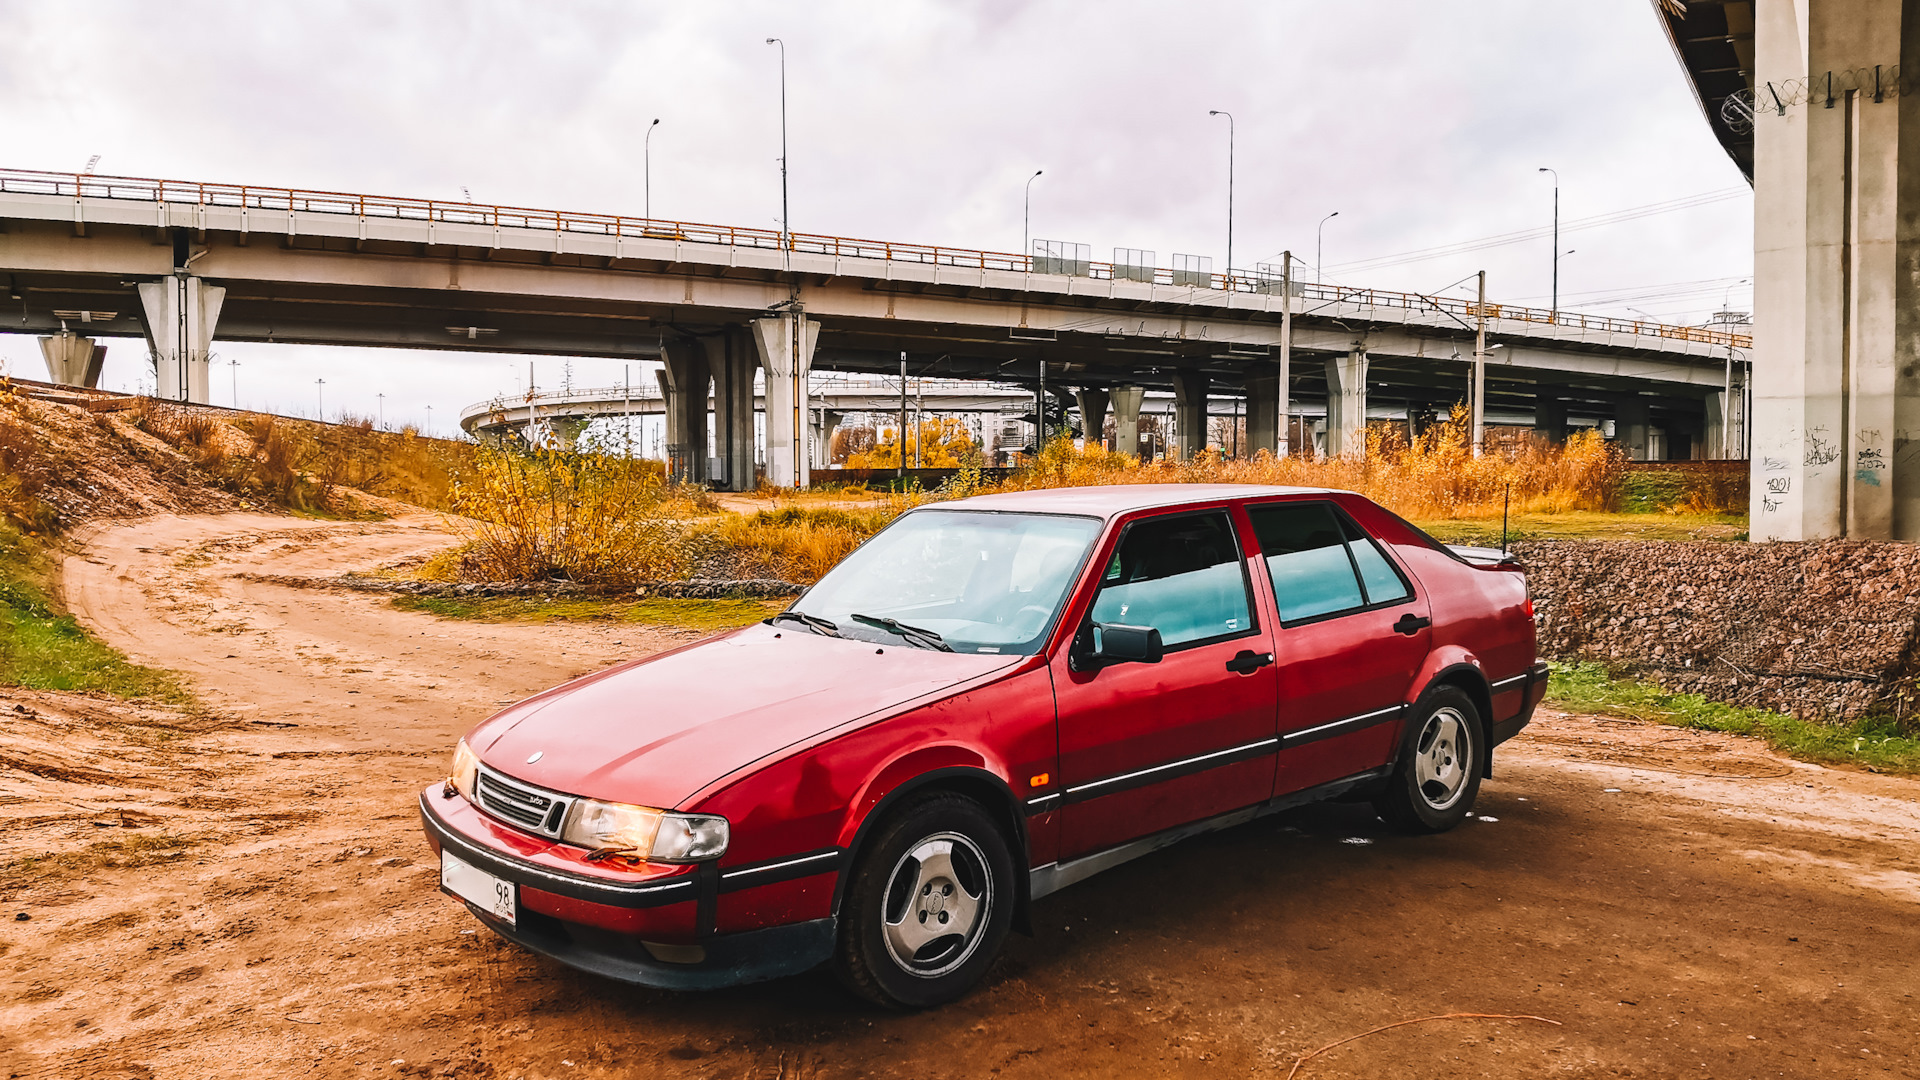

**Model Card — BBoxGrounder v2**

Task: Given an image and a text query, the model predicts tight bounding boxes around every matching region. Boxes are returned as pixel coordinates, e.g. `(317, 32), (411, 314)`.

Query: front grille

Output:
(476, 766), (573, 838)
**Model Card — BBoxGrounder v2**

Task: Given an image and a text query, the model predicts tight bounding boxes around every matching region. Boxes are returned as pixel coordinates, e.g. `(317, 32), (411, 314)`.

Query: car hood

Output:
(466, 622), (1020, 808)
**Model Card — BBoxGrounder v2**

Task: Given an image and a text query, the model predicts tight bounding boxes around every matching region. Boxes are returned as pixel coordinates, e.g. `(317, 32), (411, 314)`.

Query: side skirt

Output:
(1027, 768), (1390, 902)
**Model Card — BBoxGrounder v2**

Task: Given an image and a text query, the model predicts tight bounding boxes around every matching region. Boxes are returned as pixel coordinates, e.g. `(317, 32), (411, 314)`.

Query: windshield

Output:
(789, 510), (1102, 654)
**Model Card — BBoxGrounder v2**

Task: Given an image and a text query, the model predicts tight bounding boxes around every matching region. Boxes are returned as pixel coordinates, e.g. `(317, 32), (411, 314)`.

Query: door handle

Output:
(1393, 613), (1432, 636)
(1225, 650), (1274, 674)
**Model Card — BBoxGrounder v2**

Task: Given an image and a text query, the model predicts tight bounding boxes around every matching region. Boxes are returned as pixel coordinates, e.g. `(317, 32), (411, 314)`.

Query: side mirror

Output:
(1092, 622), (1163, 665)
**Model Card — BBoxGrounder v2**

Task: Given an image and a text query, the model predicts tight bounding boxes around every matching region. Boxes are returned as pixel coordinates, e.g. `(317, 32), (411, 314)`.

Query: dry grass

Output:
(0, 383), (59, 533)
(995, 407), (1626, 519)
(127, 400), (474, 515)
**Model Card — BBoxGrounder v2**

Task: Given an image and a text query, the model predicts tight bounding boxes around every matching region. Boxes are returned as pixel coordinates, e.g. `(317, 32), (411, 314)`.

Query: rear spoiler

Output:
(1447, 544), (1523, 568)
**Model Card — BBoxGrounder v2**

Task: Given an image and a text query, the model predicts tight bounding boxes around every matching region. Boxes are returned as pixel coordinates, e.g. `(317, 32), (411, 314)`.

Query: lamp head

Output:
(765, 37), (777, 44)
(1209, 110), (1221, 116)
(650, 118), (660, 126)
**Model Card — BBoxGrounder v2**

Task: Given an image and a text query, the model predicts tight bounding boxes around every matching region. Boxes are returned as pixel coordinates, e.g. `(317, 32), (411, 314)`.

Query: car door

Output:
(1245, 499), (1431, 796)
(1050, 506), (1279, 860)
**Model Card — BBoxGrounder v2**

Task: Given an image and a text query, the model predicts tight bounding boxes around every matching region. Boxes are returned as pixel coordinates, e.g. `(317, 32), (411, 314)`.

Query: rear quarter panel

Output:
(1338, 496), (1536, 722)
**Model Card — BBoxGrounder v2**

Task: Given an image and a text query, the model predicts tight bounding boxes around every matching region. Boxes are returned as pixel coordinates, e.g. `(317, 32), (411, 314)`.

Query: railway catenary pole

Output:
(899, 351), (909, 482)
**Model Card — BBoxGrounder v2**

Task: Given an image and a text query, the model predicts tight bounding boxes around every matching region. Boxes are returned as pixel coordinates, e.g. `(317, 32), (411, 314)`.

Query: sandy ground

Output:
(2, 512), (1917, 1079)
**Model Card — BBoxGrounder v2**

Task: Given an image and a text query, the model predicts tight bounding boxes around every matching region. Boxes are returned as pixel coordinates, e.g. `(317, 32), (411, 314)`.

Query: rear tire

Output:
(834, 793), (1014, 1009)
(1374, 686), (1484, 834)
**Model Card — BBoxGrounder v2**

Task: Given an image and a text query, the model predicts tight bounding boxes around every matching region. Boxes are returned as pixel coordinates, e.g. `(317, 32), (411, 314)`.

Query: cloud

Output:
(0, 0), (1750, 430)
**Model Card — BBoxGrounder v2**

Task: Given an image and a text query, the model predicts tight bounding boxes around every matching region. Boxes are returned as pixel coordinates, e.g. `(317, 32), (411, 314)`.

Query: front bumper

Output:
(419, 792), (837, 990)
(1491, 661), (1551, 746)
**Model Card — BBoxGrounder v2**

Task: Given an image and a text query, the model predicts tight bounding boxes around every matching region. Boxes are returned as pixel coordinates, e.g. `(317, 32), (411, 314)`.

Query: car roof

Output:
(931, 483), (1347, 521)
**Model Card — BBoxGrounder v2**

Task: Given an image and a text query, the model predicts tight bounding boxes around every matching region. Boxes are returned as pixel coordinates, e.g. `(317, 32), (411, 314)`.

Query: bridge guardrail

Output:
(0, 166), (1751, 350)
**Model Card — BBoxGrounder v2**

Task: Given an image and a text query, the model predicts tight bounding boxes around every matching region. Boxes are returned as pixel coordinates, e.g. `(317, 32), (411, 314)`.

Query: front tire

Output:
(1374, 686), (1484, 833)
(834, 793), (1015, 1009)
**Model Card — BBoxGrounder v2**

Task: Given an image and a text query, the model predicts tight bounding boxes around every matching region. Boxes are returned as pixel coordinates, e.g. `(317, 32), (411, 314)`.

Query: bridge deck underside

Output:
(1, 212), (1726, 438)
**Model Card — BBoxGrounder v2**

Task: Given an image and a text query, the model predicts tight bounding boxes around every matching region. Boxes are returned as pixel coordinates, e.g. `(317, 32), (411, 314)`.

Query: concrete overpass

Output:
(0, 166), (1748, 489)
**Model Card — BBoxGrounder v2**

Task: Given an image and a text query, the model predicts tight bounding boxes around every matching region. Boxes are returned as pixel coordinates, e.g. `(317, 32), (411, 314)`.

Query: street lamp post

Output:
(1023, 169), (1043, 266)
(377, 392), (385, 431)
(1316, 211), (1339, 283)
(766, 38), (789, 267)
(315, 378), (325, 420)
(1208, 110), (1234, 279)
(766, 36), (803, 486)
(425, 404), (433, 438)
(1538, 167), (1560, 316)
(644, 117), (661, 221)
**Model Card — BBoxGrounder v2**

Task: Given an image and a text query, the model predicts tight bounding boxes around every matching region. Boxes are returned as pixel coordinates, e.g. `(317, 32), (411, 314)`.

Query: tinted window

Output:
(1249, 503), (1411, 622)
(1089, 511), (1252, 647)
(1341, 516), (1413, 605)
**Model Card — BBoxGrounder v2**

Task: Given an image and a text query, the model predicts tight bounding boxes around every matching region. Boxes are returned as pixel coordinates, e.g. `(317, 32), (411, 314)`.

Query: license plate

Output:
(441, 850), (516, 926)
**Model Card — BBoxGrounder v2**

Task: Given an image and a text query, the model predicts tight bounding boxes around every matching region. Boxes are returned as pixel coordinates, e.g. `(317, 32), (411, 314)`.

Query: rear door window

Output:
(1088, 510), (1255, 649)
(1248, 502), (1412, 623)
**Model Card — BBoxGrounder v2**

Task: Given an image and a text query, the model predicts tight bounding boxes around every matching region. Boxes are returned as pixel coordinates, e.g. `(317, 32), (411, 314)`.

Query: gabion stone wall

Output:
(1513, 539), (1920, 724)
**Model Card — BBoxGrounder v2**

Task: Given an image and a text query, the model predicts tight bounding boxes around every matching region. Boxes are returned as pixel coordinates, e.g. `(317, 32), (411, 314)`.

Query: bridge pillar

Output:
(1615, 399), (1651, 461)
(1750, 0), (1920, 537)
(1244, 375), (1279, 457)
(705, 329), (759, 491)
(137, 275), (225, 404)
(1171, 371), (1210, 459)
(1111, 385), (1145, 459)
(813, 408), (841, 470)
(659, 336), (711, 483)
(751, 315), (820, 488)
(1324, 346), (1369, 457)
(548, 416), (590, 451)
(1533, 387), (1567, 444)
(38, 332), (106, 388)
(1075, 387), (1110, 450)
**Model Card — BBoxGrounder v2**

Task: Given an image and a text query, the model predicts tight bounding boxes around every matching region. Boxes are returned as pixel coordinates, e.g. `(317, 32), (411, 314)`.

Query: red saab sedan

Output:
(421, 484), (1545, 1007)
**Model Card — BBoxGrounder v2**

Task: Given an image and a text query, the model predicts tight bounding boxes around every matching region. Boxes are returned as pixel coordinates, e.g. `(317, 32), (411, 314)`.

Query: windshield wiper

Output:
(850, 614), (954, 652)
(767, 610), (840, 637)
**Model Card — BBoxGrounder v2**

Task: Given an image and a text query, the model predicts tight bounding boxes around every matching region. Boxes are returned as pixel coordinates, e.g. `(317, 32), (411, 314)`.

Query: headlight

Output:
(448, 738), (479, 801)
(562, 798), (729, 863)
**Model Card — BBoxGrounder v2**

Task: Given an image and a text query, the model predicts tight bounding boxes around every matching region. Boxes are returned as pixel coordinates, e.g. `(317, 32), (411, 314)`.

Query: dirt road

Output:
(2, 513), (1917, 1079)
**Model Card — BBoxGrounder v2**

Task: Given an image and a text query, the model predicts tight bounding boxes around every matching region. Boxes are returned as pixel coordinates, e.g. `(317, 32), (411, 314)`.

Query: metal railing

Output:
(0, 166), (1752, 349)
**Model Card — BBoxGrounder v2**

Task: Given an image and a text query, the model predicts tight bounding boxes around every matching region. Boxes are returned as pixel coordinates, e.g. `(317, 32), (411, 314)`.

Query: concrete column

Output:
(1616, 399), (1651, 461)
(1706, 392), (1729, 460)
(38, 333), (106, 388)
(1171, 371), (1210, 459)
(137, 276), (225, 403)
(1111, 384), (1145, 458)
(750, 315), (820, 488)
(1075, 387), (1110, 450)
(1533, 387), (1568, 444)
(1750, 0), (1918, 538)
(813, 408), (841, 470)
(705, 328), (759, 491)
(1324, 346), (1369, 457)
(659, 336), (711, 483)
(1244, 374), (1279, 456)
(548, 417), (589, 451)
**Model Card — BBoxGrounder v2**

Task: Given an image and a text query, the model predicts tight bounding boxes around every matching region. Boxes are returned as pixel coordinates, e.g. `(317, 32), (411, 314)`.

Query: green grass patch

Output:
(1413, 511), (1747, 545)
(0, 525), (189, 702)
(390, 593), (785, 631)
(1546, 660), (1920, 775)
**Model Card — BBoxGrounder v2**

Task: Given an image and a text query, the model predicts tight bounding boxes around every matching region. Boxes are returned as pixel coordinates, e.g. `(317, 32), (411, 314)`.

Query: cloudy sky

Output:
(0, 0), (1751, 433)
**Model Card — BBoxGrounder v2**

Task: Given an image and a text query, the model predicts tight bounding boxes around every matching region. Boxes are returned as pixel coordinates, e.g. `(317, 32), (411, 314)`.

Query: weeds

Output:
(1546, 661), (1920, 775)
(390, 594), (782, 630)
(448, 446), (695, 585)
(994, 407), (1627, 519)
